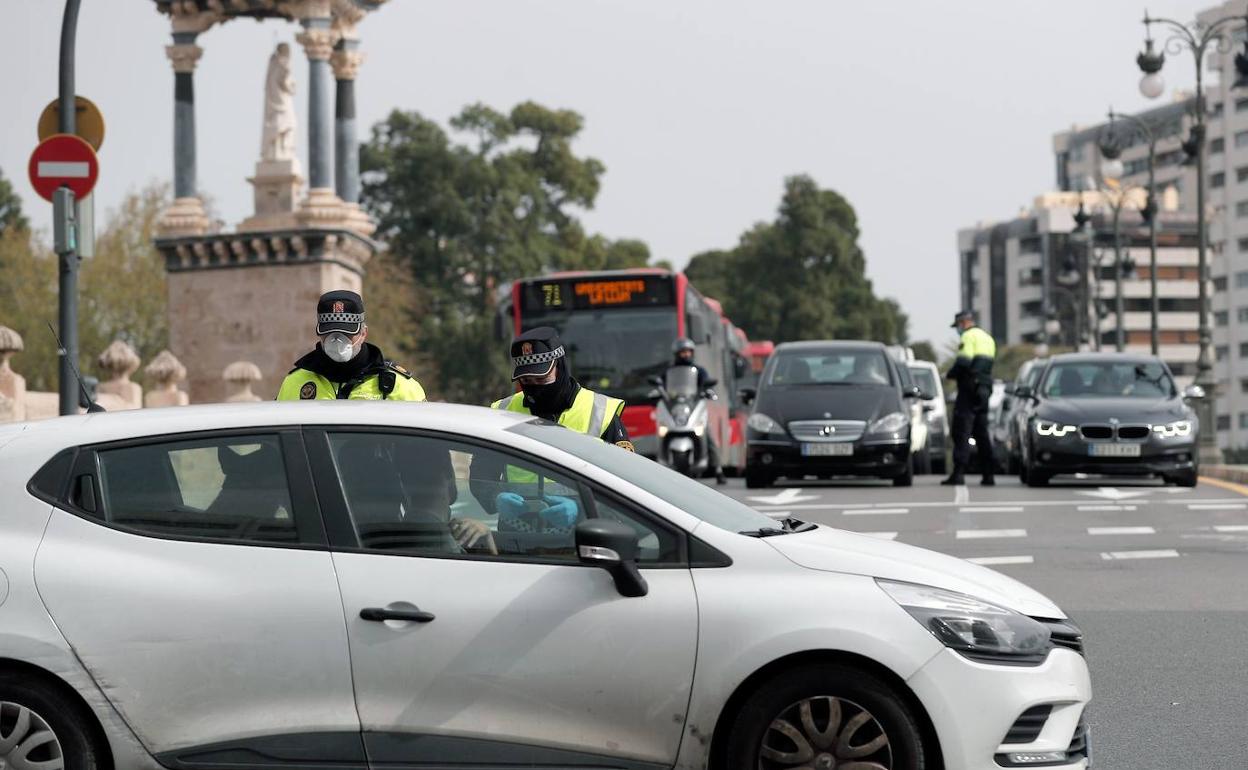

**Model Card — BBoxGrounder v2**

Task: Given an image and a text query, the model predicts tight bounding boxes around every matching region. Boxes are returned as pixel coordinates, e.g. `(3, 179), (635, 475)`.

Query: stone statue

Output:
(261, 43), (296, 162)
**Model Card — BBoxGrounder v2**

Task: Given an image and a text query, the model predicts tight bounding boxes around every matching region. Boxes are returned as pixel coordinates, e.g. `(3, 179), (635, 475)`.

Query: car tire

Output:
(912, 445), (931, 476)
(1166, 469), (1198, 487)
(0, 672), (105, 770)
(1018, 460), (1030, 485)
(893, 465), (913, 487)
(745, 470), (774, 489)
(931, 453), (946, 476)
(1025, 467), (1049, 487)
(722, 663), (925, 770)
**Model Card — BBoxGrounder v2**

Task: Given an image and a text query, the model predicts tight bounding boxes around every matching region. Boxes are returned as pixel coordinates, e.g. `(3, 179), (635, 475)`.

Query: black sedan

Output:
(1016, 353), (1200, 487)
(741, 341), (929, 488)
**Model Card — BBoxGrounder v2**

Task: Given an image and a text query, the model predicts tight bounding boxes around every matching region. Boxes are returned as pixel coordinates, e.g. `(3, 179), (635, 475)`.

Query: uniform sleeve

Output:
(395, 377), (427, 402)
(600, 413), (634, 451)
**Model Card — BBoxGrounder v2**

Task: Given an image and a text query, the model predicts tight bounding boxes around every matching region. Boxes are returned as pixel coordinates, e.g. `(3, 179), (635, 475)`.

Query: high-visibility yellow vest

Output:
(491, 388), (624, 484)
(276, 367), (426, 401)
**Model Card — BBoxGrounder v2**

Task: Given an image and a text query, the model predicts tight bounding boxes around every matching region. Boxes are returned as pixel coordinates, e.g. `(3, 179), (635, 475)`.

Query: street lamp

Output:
(1107, 107), (1162, 355)
(1137, 9), (1248, 465)
(1093, 146), (1134, 353)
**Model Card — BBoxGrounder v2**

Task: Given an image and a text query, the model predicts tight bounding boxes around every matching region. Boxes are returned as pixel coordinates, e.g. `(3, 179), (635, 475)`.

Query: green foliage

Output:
(360, 102), (649, 403)
(0, 168), (27, 234)
(685, 176), (906, 345)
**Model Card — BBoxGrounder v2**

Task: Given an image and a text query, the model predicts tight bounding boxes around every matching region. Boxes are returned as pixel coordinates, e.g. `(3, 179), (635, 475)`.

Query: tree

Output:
(0, 168), (27, 235)
(361, 102), (651, 402)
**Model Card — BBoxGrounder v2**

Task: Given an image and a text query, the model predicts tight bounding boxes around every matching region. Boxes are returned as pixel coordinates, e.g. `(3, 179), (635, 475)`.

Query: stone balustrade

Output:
(0, 325), (266, 423)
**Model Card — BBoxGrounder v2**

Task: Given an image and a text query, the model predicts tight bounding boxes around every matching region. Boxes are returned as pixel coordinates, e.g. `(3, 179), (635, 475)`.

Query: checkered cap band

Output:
(512, 346), (565, 368)
(318, 312), (364, 326)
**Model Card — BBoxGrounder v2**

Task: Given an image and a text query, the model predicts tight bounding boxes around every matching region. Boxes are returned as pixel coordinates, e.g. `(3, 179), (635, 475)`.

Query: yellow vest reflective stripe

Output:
(491, 388), (623, 484)
(276, 369), (426, 401)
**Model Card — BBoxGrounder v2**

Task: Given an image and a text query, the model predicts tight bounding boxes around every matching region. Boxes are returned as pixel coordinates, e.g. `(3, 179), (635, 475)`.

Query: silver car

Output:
(0, 402), (1091, 770)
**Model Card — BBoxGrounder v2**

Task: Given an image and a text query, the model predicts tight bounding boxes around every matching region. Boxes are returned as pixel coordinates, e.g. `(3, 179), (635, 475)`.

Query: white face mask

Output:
(323, 332), (357, 363)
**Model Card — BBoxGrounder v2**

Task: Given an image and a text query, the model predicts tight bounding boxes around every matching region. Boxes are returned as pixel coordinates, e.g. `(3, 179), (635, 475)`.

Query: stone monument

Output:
(151, 0), (385, 403)
(144, 350), (190, 407)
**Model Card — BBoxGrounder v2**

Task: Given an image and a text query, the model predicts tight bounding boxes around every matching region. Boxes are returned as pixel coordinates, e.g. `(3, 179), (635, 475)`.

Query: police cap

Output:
(317, 290), (365, 336)
(510, 327), (565, 381)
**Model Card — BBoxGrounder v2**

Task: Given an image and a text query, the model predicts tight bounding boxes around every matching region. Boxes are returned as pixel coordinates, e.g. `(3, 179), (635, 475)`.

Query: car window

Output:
(1042, 362), (1174, 399)
(325, 432), (676, 563)
(96, 435), (300, 544)
(909, 367), (938, 395)
(766, 350), (893, 386)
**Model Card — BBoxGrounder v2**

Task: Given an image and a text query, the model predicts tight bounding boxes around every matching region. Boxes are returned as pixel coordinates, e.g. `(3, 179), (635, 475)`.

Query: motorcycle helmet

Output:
(672, 337), (695, 356)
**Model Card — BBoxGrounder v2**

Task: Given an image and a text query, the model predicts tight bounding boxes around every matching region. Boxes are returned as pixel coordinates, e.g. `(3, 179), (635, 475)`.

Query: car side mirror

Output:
(739, 387), (756, 405)
(1013, 385), (1035, 401)
(903, 386), (925, 400)
(1183, 384), (1206, 400)
(575, 520), (648, 598)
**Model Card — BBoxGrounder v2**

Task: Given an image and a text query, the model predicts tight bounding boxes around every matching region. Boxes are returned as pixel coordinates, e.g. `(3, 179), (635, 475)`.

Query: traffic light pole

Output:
(57, 0), (81, 416)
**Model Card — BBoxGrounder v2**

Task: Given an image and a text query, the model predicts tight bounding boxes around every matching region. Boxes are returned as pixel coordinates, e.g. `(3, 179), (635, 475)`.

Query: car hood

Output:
(756, 386), (901, 425)
(766, 526), (1063, 618)
(1036, 396), (1189, 423)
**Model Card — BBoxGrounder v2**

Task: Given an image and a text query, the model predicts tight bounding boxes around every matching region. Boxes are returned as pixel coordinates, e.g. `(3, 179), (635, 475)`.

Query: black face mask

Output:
(522, 361), (576, 417)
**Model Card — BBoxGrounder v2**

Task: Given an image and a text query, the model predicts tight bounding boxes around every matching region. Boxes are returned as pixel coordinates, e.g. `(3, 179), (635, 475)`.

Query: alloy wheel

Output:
(759, 695), (892, 770)
(0, 701), (65, 770)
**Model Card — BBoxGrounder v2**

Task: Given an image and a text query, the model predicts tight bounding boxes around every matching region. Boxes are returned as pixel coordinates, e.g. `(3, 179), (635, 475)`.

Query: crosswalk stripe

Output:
(956, 528), (1027, 539)
(1088, 526), (1156, 535)
(967, 555), (1034, 566)
(1187, 502), (1248, 511)
(1100, 549), (1180, 560)
(1078, 504), (1138, 512)
(843, 508), (909, 515)
(958, 506), (1024, 513)
(1213, 525), (1248, 533)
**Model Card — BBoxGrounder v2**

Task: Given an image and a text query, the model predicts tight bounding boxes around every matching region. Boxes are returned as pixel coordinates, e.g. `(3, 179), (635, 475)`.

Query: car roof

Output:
(908, 360), (939, 371)
(0, 402), (532, 458)
(1047, 352), (1162, 365)
(774, 340), (887, 353)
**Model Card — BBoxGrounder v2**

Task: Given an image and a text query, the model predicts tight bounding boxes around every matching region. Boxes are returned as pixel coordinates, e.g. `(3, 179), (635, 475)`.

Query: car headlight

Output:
(1152, 419), (1192, 439)
(868, 411), (908, 434)
(877, 580), (1052, 663)
(1034, 420), (1077, 437)
(748, 412), (783, 435)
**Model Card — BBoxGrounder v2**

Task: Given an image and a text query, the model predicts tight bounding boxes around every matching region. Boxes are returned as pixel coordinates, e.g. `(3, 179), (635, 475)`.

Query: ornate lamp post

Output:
(1137, 9), (1248, 465)
(1104, 108), (1161, 354)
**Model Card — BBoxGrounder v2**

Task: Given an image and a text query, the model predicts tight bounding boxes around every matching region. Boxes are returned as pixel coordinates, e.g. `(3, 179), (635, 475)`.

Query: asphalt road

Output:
(714, 474), (1248, 770)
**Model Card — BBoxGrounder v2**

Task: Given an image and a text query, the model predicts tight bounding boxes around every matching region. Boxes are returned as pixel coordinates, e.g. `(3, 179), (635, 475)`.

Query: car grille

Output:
(1002, 705), (1051, 744)
(788, 420), (865, 443)
(1080, 425), (1113, 440)
(1080, 424), (1150, 441)
(1035, 618), (1085, 656)
(1117, 425), (1150, 440)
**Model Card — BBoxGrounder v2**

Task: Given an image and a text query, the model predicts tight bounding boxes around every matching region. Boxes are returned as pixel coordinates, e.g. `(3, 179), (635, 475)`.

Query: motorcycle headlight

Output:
(747, 412), (782, 435)
(657, 424), (668, 438)
(868, 411), (908, 434)
(1152, 419), (1192, 439)
(877, 580), (1052, 663)
(1034, 420), (1077, 437)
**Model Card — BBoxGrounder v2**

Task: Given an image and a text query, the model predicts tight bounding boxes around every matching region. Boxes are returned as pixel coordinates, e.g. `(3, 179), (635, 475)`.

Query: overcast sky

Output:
(3, 0), (1205, 349)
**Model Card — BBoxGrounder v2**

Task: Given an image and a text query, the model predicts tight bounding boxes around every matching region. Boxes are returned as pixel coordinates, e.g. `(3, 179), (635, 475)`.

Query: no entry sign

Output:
(28, 133), (98, 203)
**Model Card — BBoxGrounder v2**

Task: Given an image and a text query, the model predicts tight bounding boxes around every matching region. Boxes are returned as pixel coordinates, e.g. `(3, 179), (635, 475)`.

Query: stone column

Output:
(296, 17), (349, 227)
(332, 41), (362, 205)
(157, 36), (210, 237)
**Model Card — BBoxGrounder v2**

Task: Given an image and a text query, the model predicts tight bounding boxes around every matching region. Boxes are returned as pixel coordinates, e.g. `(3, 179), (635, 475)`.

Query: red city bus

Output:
(511, 269), (750, 469)
(742, 340), (776, 390)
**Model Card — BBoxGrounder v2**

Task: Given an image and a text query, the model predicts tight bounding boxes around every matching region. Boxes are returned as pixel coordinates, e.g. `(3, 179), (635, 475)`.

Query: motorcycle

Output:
(649, 365), (717, 478)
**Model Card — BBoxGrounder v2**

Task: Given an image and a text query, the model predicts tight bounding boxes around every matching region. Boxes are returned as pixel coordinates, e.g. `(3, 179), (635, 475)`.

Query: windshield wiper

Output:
(738, 527), (790, 538)
(740, 519), (818, 537)
(783, 518), (818, 532)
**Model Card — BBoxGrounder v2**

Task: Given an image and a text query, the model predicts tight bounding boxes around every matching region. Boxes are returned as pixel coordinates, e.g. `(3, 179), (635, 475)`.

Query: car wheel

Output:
(745, 470), (774, 489)
(0, 673), (105, 770)
(1025, 467), (1049, 487)
(1166, 469), (1198, 487)
(912, 445), (931, 476)
(1018, 460), (1030, 485)
(723, 663), (925, 770)
(893, 465), (913, 487)
(931, 453), (946, 476)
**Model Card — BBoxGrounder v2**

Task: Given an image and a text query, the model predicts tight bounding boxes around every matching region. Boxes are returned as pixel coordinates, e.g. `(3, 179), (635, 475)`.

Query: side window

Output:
(327, 432), (589, 562)
(96, 434), (299, 544)
(591, 492), (682, 564)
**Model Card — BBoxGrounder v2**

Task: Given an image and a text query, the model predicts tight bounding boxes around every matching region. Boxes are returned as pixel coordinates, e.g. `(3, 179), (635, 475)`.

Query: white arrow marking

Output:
(747, 487), (819, 506)
(1076, 487), (1153, 501)
(38, 161), (89, 177)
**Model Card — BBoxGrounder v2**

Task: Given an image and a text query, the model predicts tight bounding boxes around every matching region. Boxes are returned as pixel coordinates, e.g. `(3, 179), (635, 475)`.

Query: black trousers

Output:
(951, 398), (993, 477)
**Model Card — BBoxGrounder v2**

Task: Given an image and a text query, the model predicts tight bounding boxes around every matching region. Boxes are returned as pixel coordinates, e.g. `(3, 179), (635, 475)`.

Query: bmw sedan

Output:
(1017, 352), (1200, 487)
(1, 402), (1090, 770)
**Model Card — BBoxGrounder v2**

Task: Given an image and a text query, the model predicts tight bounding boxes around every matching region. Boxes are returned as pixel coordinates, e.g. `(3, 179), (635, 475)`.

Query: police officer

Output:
(276, 290), (426, 401)
(672, 337), (727, 484)
(943, 310), (996, 486)
(491, 327), (631, 447)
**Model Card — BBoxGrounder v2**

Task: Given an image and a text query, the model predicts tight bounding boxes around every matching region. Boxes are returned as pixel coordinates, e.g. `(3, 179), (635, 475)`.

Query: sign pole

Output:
(57, 0), (82, 416)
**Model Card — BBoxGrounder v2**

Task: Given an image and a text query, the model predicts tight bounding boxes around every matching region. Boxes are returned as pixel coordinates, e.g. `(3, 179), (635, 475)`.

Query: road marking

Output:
(1199, 476), (1248, 497)
(859, 531), (898, 540)
(956, 528), (1027, 539)
(748, 488), (819, 505)
(843, 508), (909, 515)
(966, 555), (1034, 566)
(958, 506), (1024, 513)
(1187, 502), (1248, 511)
(953, 485), (969, 505)
(1213, 525), (1248, 533)
(1100, 549), (1179, 560)
(1078, 504), (1138, 512)
(1088, 526), (1156, 535)
(1077, 487), (1153, 501)
(764, 510), (791, 519)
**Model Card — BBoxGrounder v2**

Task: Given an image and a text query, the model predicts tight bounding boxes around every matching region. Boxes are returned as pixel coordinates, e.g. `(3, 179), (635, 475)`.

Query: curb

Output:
(1201, 465), (1248, 486)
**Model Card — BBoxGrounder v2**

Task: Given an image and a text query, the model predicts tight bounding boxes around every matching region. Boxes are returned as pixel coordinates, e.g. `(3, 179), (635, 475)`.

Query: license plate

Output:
(802, 443), (853, 457)
(1089, 444), (1141, 458)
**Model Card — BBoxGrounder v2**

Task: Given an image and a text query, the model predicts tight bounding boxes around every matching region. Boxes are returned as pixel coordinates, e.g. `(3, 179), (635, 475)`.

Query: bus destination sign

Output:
(523, 276), (674, 311)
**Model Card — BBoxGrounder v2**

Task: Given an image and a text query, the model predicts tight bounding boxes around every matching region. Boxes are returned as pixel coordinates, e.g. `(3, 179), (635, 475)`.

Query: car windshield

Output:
(521, 307), (678, 404)
(1041, 361), (1175, 399)
(511, 419), (781, 534)
(766, 350), (893, 387)
(909, 366), (938, 396)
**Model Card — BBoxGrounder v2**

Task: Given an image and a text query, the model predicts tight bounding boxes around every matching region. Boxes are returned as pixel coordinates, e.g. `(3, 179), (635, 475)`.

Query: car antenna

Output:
(47, 322), (106, 413)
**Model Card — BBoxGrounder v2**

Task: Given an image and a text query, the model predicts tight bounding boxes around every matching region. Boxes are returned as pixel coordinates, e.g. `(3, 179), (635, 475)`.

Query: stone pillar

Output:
(144, 350), (189, 408)
(0, 326), (27, 423)
(96, 340), (143, 411)
(157, 37), (211, 237)
(297, 17), (350, 228)
(332, 41), (362, 205)
(223, 361), (264, 402)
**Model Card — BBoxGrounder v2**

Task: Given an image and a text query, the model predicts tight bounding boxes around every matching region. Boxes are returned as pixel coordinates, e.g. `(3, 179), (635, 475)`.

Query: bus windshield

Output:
(523, 307), (678, 403)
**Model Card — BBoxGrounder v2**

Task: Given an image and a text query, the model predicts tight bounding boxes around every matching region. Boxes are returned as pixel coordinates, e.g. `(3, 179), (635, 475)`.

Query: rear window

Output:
(766, 350), (894, 387)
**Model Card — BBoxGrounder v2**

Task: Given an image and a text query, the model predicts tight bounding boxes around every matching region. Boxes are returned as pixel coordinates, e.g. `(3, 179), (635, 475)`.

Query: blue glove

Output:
(494, 492), (526, 520)
(538, 495), (579, 529)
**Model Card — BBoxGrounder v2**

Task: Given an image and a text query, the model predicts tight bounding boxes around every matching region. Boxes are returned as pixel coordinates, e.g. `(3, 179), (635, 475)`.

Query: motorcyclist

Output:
(671, 338), (727, 484)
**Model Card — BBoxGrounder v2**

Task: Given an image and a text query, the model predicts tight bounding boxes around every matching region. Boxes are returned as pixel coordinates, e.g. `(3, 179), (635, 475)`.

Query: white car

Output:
(0, 402), (1091, 770)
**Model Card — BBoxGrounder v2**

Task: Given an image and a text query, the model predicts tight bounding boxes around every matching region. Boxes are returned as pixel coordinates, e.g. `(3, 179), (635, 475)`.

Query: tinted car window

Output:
(1042, 362), (1174, 399)
(909, 367), (938, 395)
(96, 435), (299, 544)
(766, 351), (893, 387)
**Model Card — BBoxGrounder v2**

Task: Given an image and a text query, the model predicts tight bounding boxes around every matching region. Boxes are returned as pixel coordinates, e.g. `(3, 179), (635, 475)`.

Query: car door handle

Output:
(359, 607), (436, 623)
